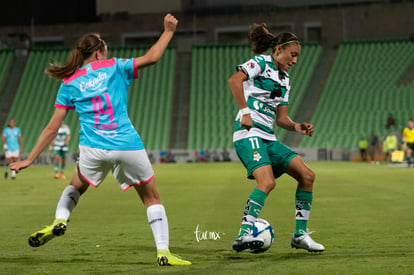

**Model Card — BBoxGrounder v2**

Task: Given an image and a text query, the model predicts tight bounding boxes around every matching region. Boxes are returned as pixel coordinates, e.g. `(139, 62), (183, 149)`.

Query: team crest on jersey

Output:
(250, 62), (255, 68)
(253, 151), (262, 162)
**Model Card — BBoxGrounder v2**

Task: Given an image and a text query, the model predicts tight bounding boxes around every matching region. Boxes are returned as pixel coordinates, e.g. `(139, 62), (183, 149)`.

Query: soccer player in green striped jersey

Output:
(50, 123), (71, 179)
(228, 24), (324, 253)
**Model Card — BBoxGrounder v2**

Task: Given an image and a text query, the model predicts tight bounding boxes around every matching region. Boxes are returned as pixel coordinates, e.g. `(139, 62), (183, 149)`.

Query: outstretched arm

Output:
(133, 13), (178, 70)
(10, 108), (68, 172)
(276, 105), (314, 136)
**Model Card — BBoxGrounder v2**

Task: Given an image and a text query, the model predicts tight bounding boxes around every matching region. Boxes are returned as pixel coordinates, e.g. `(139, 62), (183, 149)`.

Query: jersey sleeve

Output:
(280, 88), (290, 106)
(55, 83), (75, 109)
(116, 58), (138, 83)
(236, 55), (266, 80)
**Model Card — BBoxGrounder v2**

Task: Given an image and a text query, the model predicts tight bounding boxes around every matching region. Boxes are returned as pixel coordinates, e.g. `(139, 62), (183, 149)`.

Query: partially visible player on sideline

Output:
(49, 123), (71, 179)
(10, 14), (191, 266)
(402, 119), (414, 167)
(383, 132), (398, 165)
(3, 118), (23, 179)
(228, 24), (325, 253)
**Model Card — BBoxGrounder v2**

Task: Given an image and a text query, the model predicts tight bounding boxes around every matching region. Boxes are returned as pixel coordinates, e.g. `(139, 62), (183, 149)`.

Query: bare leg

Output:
(134, 178), (168, 250)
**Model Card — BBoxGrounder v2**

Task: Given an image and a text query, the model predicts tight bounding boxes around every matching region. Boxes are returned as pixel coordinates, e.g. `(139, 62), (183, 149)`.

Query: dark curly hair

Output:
(248, 23), (299, 54)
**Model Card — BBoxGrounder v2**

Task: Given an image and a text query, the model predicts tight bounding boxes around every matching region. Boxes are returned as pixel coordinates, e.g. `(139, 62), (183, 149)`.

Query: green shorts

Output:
(54, 148), (68, 158)
(234, 137), (297, 179)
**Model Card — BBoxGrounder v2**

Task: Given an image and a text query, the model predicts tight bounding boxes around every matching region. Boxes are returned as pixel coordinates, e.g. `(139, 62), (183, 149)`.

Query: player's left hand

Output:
(295, 122), (314, 136)
(164, 13), (178, 33)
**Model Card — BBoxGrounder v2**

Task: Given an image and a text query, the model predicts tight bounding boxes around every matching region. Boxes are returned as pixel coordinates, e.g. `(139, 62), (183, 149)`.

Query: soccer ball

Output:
(248, 218), (275, 253)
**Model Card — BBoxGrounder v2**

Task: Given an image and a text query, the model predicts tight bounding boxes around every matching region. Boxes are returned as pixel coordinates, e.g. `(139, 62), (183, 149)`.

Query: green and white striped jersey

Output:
(233, 54), (291, 142)
(53, 124), (71, 151)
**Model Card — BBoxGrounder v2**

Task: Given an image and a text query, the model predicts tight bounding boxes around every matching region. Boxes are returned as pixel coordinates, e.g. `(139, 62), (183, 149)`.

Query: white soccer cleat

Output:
(291, 232), (325, 252)
(232, 233), (264, 252)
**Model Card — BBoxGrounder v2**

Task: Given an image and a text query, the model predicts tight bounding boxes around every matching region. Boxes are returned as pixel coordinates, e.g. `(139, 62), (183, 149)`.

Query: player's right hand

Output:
(9, 159), (32, 173)
(164, 13), (178, 33)
(240, 114), (253, 131)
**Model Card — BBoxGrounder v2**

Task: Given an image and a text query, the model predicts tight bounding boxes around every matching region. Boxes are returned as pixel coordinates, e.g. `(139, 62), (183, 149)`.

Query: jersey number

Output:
(249, 137), (260, 149)
(91, 93), (117, 130)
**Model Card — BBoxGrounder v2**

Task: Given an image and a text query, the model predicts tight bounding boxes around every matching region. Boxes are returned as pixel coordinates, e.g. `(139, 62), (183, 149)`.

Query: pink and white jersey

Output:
(55, 58), (144, 150)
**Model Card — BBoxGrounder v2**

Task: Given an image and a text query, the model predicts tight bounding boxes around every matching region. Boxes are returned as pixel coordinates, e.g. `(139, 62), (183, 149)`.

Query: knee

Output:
(301, 169), (315, 187)
(257, 180), (276, 194)
(140, 188), (161, 206)
(134, 180), (162, 207)
(71, 181), (88, 195)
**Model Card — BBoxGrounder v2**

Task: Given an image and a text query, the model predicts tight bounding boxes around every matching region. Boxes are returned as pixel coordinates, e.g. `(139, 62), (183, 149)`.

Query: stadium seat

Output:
(299, 40), (414, 149)
(0, 50), (13, 93)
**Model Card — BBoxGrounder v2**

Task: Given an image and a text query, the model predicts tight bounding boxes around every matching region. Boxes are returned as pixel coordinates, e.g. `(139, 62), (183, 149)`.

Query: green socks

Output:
(54, 162), (59, 173)
(295, 188), (313, 237)
(239, 188), (267, 236)
(238, 188), (313, 237)
(54, 162), (65, 173)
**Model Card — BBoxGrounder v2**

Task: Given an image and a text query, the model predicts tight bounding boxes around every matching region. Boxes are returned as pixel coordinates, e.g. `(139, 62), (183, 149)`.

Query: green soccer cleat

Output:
(156, 249), (192, 266)
(28, 219), (67, 247)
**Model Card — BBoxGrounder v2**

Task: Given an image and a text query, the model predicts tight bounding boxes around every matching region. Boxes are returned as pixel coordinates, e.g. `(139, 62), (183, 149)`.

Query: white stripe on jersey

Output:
(233, 54), (291, 142)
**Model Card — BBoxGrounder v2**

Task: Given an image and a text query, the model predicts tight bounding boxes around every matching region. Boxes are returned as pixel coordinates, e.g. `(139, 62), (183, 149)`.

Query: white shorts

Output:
(77, 145), (154, 191)
(5, 150), (19, 159)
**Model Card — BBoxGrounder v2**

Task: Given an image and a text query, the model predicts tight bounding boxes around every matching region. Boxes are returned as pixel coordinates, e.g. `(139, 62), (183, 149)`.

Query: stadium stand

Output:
(187, 43), (322, 149)
(0, 49), (17, 123)
(5, 40), (413, 153)
(0, 50), (13, 92)
(6, 47), (176, 153)
(299, 40), (414, 149)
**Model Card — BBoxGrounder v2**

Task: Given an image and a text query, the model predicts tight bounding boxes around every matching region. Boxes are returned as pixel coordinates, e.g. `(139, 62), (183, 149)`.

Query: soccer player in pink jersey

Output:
(10, 14), (191, 266)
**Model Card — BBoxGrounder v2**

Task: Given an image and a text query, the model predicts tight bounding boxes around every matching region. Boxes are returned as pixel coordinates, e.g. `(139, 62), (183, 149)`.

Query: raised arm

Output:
(133, 13), (178, 70)
(10, 107), (68, 172)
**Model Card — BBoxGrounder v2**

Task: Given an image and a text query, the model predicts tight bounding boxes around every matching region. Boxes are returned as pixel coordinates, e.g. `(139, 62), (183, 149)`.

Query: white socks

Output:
(55, 188), (169, 251)
(147, 204), (169, 250)
(55, 185), (80, 221)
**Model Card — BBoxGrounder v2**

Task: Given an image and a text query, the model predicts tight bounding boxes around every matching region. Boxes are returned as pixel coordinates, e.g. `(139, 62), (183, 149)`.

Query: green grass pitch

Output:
(0, 161), (413, 274)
